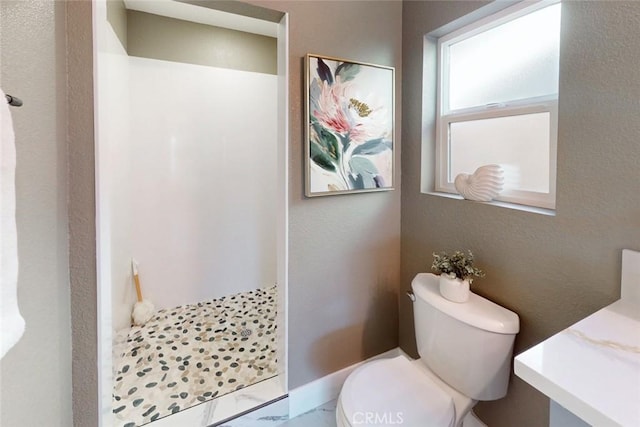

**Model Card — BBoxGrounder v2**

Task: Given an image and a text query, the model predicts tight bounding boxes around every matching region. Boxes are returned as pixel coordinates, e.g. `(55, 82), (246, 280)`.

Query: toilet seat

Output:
(338, 356), (456, 427)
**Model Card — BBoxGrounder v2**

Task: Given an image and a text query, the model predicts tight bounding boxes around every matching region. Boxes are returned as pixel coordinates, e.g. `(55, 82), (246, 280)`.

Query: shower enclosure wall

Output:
(109, 49), (278, 333)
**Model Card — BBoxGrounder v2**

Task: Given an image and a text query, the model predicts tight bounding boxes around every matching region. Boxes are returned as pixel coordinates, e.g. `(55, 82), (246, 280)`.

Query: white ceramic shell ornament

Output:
(454, 164), (504, 202)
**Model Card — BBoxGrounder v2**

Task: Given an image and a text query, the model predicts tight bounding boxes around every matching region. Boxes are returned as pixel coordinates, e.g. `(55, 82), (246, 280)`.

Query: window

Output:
(435, 1), (561, 210)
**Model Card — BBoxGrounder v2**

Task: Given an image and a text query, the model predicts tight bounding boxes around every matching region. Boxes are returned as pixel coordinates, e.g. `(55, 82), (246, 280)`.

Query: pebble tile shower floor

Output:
(112, 285), (277, 426)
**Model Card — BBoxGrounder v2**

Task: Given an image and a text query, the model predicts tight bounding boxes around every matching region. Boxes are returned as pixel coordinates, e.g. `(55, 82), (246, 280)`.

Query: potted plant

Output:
(431, 250), (485, 303)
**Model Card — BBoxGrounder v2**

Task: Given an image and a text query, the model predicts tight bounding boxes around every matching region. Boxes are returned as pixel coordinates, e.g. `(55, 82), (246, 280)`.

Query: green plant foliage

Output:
(431, 250), (485, 283)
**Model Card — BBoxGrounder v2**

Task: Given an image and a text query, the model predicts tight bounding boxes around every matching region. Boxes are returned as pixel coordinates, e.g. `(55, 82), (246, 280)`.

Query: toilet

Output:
(337, 273), (519, 427)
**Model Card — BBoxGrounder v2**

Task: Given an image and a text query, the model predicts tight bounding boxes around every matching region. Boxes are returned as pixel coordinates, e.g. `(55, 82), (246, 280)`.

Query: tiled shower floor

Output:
(112, 286), (277, 427)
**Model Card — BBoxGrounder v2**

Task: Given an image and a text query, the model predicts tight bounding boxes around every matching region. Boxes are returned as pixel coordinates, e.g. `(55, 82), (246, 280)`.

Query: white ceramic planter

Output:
(439, 275), (470, 303)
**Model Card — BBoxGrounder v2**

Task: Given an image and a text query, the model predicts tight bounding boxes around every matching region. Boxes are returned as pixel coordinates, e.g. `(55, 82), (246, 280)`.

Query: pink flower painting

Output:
(306, 55), (394, 196)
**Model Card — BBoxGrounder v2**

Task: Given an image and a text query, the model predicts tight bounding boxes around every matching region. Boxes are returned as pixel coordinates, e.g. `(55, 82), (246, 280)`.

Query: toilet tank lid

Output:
(412, 273), (520, 334)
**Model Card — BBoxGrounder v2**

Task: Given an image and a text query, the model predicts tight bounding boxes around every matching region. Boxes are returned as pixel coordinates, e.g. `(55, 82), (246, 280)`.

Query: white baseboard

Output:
(288, 347), (401, 418)
(463, 410), (488, 427)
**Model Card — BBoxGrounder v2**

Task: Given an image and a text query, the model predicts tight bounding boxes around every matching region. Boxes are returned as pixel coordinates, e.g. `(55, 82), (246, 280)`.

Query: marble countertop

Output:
(515, 250), (640, 427)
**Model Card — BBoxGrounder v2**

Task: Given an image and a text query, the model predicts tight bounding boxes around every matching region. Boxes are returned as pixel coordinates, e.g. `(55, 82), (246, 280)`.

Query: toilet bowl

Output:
(337, 355), (473, 427)
(337, 273), (519, 427)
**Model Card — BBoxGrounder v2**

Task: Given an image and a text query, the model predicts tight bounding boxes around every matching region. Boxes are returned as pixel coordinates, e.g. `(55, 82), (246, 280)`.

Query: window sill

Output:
(423, 191), (556, 216)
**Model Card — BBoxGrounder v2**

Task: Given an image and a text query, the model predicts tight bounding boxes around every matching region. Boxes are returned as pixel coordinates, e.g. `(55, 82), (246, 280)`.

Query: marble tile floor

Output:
(221, 398), (488, 427)
(149, 375), (285, 427)
(276, 400), (337, 427)
(219, 399), (337, 427)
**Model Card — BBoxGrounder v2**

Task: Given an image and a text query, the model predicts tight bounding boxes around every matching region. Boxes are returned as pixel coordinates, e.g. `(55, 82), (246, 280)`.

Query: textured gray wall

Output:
(67, 1), (99, 426)
(401, 1), (640, 426)
(249, 0), (403, 389)
(0, 1), (72, 425)
(127, 10), (277, 74)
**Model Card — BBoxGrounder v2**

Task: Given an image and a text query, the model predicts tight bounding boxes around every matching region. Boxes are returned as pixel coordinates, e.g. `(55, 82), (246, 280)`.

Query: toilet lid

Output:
(340, 356), (455, 427)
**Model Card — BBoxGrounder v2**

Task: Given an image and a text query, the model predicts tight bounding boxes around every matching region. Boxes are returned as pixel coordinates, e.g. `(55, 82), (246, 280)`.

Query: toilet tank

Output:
(411, 273), (519, 401)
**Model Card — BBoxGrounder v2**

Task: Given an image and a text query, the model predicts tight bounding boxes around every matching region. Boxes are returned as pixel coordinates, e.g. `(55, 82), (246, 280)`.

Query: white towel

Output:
(1, 88), (24, 359)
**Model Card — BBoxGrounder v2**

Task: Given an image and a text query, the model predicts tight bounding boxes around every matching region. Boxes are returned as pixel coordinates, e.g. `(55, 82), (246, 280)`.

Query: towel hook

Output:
(5, 94), (23, 107)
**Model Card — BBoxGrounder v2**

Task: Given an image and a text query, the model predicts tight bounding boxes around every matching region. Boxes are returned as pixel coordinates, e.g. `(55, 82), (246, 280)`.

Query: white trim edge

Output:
(288, 347), (402, 419)
(463, 410), (489, 427)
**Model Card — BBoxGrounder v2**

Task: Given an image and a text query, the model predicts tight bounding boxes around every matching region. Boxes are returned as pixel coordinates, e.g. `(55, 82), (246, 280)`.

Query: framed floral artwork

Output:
(305, 54), (395, 197)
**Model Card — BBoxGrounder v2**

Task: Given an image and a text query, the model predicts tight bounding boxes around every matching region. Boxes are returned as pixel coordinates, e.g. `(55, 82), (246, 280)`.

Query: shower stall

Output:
(94, 1), (288, 426)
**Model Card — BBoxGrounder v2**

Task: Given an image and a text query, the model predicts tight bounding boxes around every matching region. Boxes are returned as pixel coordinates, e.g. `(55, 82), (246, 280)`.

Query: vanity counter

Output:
(515, 299), (640, 426)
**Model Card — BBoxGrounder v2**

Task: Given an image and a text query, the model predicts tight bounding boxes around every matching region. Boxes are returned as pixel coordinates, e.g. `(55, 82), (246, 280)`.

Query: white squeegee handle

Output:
(131, 258), (143, 303)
